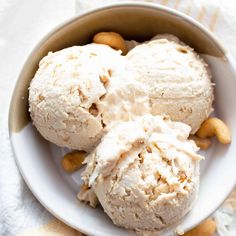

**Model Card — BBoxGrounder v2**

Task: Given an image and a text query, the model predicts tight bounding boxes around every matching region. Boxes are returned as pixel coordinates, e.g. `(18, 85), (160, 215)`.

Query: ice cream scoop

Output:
(79, 115), (204, 232)
(127, 34), (214, 134)
(29, 44), (150, 151)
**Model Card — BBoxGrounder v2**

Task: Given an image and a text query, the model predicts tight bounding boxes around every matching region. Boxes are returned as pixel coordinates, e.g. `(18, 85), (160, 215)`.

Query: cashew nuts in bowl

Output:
(61, 151), (86, 172)
(190, 135), (212, 150)
(196, 118), (231, 145)
(93, 32), (128, 55)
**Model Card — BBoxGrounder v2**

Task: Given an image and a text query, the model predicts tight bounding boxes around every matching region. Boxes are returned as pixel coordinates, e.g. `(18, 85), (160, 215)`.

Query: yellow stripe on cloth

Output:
(174, 0), (180, 10)
(161, 0), (169, 6)
(184, 3), (192, 15)
(209, 8), (219, 31)
(197, 6), (206, 22)
(19, 219), (86, 236)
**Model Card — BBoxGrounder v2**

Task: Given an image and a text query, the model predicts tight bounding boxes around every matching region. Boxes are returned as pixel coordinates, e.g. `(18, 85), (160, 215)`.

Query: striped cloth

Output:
(1, 0), (236, 235)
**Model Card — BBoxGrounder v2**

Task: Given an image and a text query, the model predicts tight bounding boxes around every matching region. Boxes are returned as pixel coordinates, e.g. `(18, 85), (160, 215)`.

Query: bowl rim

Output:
(8, 2), (233, 235)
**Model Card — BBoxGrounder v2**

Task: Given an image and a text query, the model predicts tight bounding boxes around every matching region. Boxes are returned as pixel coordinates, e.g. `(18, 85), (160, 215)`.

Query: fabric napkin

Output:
(1, 0), (236, 235)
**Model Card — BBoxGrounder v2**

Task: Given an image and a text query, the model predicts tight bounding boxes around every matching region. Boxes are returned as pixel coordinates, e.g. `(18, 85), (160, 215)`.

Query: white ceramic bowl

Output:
(9, 3), (236, 236)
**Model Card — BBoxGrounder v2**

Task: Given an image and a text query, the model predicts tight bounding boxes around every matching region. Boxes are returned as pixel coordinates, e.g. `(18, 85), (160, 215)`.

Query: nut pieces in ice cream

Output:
(127, 34), (214, 134)
(29, 44), (150, 151)
(79, 115), (204, 231)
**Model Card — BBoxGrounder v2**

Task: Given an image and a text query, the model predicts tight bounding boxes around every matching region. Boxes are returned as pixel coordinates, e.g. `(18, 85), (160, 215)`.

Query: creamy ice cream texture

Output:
(29, 34), (214, 152)
(79, 115), (204, 231)
(29, 43), (150, 151)
(127, 34), (214, 134)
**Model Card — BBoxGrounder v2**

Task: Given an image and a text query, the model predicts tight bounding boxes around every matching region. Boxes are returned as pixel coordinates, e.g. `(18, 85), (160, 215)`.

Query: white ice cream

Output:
(127, 34), (214, 133)
(29, 44), (150, 151)
(79, 115), (204, 232)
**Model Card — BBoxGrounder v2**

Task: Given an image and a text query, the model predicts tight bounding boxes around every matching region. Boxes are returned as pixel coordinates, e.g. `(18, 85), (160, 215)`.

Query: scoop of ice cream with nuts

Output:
(79, 115), (204, 232)
(29, 43), (150, 152)
(127, 34), (214, 134)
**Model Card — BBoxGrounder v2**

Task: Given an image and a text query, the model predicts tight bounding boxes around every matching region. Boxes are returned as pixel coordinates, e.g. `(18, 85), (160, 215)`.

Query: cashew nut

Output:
(183, 218), (216, 236)
(93, 32), (128, 55)
(196, 118), (231, 144)
(61, 151), (86, 172)
(190, 135), (211, 150)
